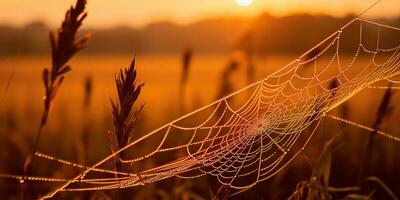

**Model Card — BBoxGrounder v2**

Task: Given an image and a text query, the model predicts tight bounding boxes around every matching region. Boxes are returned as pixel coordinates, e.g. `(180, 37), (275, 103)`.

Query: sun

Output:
(235, 0), (253, 7)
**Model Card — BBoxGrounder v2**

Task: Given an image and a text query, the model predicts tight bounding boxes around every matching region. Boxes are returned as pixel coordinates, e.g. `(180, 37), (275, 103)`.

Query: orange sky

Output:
(0, 0), (399, 28)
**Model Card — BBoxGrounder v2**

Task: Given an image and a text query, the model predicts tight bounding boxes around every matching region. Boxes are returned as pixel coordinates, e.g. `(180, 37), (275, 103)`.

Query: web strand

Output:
(325, 114), (400, 143)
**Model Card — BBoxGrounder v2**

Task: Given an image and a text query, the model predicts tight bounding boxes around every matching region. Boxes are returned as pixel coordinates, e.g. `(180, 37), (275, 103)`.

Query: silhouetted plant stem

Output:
(179, 48), (192, 114)
(21, 0), (90, 198)
(1, 25), (27, 106)
(27, 108), (48, 172)
(81, 75), (93, 164)
(217, 58), (240, 99)
(1, 70), (14, 105)
(108, 57), (144, 199)
(358, 86), (394, 183)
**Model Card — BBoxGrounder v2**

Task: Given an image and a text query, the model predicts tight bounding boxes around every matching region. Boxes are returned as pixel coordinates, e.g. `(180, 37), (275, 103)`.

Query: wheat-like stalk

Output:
(108, 57), (144, 199)
(358, 86), (395, 182)
(23, 0), (90, 197)
(109, 58), (144, 156)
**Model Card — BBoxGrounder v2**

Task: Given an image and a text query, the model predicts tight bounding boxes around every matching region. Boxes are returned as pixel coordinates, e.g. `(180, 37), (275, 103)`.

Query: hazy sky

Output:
(0, 0), (399, 28)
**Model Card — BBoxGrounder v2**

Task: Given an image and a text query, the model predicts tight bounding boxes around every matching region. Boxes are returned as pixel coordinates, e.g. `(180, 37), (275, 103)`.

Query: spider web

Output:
(2, 10), (400, 200)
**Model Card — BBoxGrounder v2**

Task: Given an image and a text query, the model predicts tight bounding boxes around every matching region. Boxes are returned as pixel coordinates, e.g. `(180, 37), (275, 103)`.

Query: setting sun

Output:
(235, 0), (252, 7)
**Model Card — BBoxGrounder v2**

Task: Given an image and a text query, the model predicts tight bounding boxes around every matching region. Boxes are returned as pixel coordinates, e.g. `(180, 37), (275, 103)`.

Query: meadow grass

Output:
(22, 0), (90, 198)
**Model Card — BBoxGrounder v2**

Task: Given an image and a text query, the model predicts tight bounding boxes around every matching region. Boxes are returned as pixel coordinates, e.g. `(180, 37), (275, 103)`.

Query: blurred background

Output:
(0, 0), (400, 199)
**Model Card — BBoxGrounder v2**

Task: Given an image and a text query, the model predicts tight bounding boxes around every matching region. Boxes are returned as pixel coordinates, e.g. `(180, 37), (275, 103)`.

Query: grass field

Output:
(1, 54), (400, 199)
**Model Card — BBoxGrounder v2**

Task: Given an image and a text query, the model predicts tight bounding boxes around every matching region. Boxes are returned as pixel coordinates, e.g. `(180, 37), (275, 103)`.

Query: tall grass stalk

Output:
(108, 57), (144, 199)
(358, 86), (394, 182)
(1, 70), (14, 105)
(78, 75), (93, 164)
(179, 48), (192, 113)
(217, 59), (239, 99)
(22, 0), (90, 197)
(82, 75), (93, 163)
(1, 24), (27, 105)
